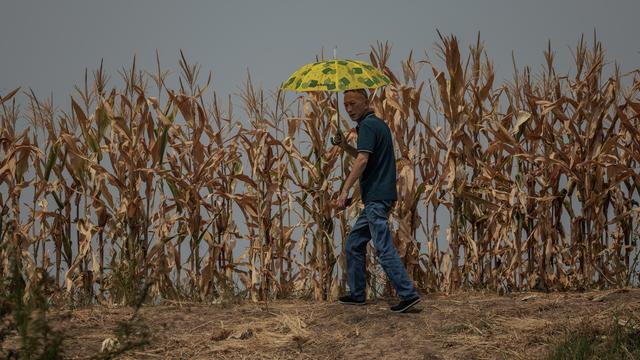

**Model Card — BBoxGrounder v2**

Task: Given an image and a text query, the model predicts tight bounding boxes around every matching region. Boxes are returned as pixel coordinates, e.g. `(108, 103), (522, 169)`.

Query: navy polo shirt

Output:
(356, 112), (397, 202)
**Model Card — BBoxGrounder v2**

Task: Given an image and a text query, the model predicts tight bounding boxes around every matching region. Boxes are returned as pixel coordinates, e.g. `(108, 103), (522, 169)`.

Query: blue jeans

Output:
(346, 200), (419, 301)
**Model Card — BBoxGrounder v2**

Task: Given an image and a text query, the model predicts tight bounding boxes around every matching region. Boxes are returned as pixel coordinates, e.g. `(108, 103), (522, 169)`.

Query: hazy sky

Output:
(2, 0), (639, 110)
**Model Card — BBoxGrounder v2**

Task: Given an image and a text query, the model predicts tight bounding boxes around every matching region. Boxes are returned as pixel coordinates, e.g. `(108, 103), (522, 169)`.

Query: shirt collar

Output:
(355, 111), (375, 129)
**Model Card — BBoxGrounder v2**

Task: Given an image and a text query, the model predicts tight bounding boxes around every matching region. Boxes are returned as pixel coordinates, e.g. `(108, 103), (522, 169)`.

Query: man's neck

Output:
(356, 110), (374, 124)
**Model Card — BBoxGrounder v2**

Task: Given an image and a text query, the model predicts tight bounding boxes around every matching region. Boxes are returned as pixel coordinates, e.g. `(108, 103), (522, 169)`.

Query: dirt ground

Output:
(8, 288), (640, 359)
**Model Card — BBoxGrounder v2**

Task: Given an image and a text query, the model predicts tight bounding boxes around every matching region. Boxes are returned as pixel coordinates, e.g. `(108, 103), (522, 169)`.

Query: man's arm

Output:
(340, 142), (358, 158)
(331, 132), (358, 158)
(334, 152), (369, 208)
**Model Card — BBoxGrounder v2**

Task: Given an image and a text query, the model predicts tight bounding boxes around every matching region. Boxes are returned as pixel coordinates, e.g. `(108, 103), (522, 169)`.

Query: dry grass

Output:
(1, 288), (637, 359)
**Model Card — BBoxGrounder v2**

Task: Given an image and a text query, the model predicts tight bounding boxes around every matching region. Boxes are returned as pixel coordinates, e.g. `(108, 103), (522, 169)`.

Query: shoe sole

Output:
(339, 300), (366, 306)
(391, 298), (421, 313)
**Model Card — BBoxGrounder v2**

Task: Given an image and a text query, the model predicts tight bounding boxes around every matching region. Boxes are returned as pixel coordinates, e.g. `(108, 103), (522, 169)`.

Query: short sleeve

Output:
(357, 121), (376, 153)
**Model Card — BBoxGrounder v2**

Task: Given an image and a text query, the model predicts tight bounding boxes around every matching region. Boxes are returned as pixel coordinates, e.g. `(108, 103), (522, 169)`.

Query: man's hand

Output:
(332, 192), (349, 210)
(330, 132), (344, 146)
(331, 131), (358, 158)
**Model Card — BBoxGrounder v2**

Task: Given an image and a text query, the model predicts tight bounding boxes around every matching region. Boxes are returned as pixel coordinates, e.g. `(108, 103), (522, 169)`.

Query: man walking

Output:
(332, 88), (421, 313)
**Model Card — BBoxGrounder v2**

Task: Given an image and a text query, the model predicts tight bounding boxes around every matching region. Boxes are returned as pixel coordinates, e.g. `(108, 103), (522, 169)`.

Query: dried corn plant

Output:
(1, 34), (639, 306)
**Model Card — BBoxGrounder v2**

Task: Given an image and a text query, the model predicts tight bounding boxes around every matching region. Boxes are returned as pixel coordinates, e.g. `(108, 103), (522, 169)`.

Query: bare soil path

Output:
(15, 289), (640, 359)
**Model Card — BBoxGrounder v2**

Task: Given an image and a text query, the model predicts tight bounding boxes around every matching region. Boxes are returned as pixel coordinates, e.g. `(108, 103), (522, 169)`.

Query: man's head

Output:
(343, 89), (370, 122)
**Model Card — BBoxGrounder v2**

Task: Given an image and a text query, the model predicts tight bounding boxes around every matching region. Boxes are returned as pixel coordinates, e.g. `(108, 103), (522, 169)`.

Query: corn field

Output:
(1, 34), (639, 305)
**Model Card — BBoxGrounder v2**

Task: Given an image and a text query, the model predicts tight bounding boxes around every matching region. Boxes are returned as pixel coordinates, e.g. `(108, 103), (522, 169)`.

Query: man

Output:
(331, 88), (421, 313)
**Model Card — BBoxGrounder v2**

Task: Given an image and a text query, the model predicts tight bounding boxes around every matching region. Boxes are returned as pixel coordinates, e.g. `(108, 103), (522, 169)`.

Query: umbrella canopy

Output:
(281, 59), (390, 92)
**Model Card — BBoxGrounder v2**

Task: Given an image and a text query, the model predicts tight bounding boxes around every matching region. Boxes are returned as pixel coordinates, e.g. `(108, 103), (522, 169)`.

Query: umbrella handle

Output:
(336, 92), (340, 133)
(332, 92), (343, 145)
(336, 92), (345, 179)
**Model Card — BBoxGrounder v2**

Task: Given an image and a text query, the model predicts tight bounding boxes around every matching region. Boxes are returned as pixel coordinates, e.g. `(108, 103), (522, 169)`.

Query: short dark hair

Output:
(344, 88), (368, 100)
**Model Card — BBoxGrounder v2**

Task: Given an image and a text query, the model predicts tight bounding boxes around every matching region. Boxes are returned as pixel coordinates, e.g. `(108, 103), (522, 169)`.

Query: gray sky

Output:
(2, 0), (639, 109)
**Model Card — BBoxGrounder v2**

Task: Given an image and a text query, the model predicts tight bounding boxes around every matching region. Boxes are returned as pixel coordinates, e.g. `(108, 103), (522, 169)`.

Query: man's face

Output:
(343, 91), (369, 122)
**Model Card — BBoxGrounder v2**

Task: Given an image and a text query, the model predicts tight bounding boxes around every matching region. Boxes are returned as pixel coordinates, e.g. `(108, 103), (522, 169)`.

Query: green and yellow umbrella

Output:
(281, 59), (390, 92)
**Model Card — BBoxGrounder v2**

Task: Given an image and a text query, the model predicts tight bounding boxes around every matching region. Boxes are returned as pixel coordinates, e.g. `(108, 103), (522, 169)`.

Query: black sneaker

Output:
(390, 296), (421, 313)
(338, 295), (365, 305)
